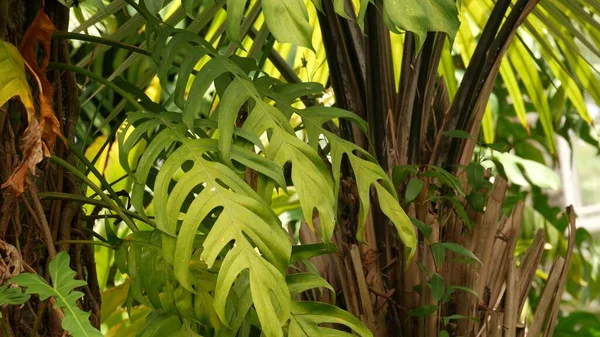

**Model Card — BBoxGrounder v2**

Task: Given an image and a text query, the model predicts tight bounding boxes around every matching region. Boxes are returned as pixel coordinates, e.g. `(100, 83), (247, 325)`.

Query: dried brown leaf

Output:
(2, 9), (65, 195)
(1, 118), (44, 194)
(19, 9), (66, 154)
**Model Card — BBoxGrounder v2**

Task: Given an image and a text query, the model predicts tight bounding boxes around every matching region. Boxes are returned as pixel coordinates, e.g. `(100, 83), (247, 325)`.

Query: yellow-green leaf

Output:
(0, 40), (34, 114)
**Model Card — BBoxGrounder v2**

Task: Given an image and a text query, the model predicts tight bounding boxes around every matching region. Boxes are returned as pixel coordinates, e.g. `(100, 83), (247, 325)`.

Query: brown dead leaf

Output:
(19, 9), (66, 154)
(1, 118), (44, 194)
(2, 9), (65, 195)
(0, 41), (39, 195)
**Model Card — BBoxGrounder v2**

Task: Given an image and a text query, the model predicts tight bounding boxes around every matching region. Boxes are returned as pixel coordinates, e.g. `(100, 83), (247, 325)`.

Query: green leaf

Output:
(432, 196), (471, 228)
(376, 184), (417, 260)
(121, 109), (292, 335)
(442, 314), (479, 326)
(144, 0), (165, 16)
(137, 311), (182, 337)
(334, 0), (351, 19)
(226, 0), (249, 45)
(411, 217), (431, 238)
(212, 237), (290, 337)
(286, 273), (335, 301)
(440, 330), (450, 337)
(507, 39), (556, 153)
(0, 41), (35, 115)
(424, 166), (465, 196)
(410, 304), (438, 317)
(432, 243), (446, 267)
(10, 252), (103, 337)
(0, 284), (30, 306)
(392, 165), (418, 188)
(298, 107), (415, 252)
(382, 0), (460, 49)
(218, 84), (337, 241)
(182, 0), (205, 18)
(430, 273), (445, 302)
(446, 285), (480, 300)
(290, 243), (336, 264)
(172, 320), (202, 337)
(310, 0), (323, 12)
(101, 280), (130, 323)
(465, 162), (484, 190)
(433, 243), (481, 265)
(405, 179), (423, 203)
(466, 190), (484, 212)
(262, 0), (314, 49)
(499, 57), (529, 131)
(288, 301), (372, 337)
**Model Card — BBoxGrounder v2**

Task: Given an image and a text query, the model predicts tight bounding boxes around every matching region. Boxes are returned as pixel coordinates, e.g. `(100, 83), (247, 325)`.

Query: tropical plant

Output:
(1, 0), (599, 337)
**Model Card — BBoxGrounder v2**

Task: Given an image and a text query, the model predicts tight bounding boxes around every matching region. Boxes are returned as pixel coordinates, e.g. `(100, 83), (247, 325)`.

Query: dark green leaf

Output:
(447, 286), (480, 299)
(466, 162), (484, 189)
(405, 179), (423, 203)
(144, 0), (165, 16)
(424, 166), (465, 196)
(433, 243), (481, 265)
(430, 273), (445, 302)
(410, 304), (438, 317)
(442, 314), (479, 326)
(226, 0), (249, 45)
(432, 196), (471, 228)
(466, 191), (485, 212)
(432, 243), (446, 267)
(442, 285), (480, 304)
(392, 165), (418, 188)
(411, 217), (431, 238)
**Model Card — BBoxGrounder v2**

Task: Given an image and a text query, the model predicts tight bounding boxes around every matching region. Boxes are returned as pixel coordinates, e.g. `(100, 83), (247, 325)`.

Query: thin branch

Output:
(52, 31), (151, 56)
(24, 180), (57, 260)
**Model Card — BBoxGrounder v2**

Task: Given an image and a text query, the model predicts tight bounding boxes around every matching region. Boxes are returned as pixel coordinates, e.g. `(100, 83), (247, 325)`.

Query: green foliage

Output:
(10, 252), (103, 337)
(288, 302), (373, 337)
(382, 0), (459, 48)
(0, 284), (30, 306)
(405, 178), (423, 204)
(261, 0), (314, 49)
(38, 0), (600, 336)
(430, 273), (445, 302)
(431, 243), (482, 265)
(93, 6), (416, 336)
(554, 311), (600, 337)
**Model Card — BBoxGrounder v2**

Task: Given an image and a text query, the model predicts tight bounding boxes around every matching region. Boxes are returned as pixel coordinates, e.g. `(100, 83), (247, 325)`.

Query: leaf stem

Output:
(38, 191), (152, 226)
(52, 31), (151, 56)
(50, 156), (140, 232)
(47, 62), (145, 113)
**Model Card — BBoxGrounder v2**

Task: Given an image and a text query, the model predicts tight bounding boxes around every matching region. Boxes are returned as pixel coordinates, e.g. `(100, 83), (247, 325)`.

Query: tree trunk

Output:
(0, 1), (100, 336)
